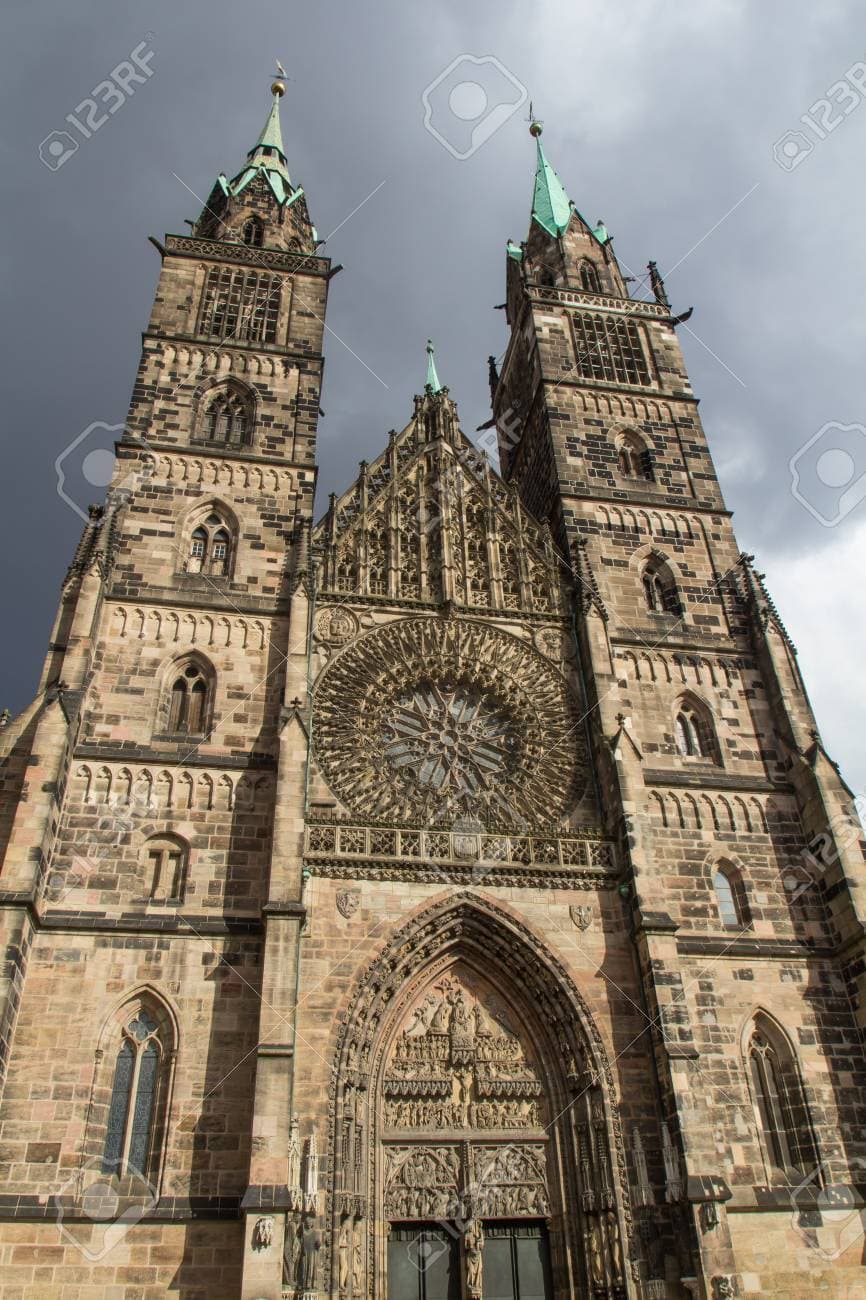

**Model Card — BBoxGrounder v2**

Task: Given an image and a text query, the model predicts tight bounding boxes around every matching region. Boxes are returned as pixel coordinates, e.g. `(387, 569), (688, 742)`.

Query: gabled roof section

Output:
(314, 387), (567, 616)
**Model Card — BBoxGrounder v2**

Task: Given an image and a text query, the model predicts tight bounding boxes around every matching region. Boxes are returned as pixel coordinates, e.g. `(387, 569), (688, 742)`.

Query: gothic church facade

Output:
(0, 81), (865, 1300)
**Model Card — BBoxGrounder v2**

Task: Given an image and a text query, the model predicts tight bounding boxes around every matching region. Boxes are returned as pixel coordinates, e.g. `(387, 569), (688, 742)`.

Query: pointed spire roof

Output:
(526, 120), (608, 245)
(529, 122), (572, 239)
(425, 339), (443, 393)
(223, 79), (300, 206)
(253, 89), (286, 157)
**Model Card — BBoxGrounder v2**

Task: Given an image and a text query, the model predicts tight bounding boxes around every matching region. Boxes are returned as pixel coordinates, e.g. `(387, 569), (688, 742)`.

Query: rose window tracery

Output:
(313, 616), (585, 826)
(381, 681), (517, 801)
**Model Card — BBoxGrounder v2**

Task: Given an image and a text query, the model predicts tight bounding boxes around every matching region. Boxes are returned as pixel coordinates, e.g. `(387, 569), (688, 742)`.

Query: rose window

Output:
(313, 617), (585, 826)
(381, 681), (518, 799)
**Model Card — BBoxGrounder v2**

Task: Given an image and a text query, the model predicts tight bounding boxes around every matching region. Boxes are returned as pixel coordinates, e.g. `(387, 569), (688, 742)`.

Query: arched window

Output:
(641, 557), (680, 615)
(145, 834), (188, 904)
(746, 1015), (818, 1179)
(616, 431), (654, 480)
(579, 261), (601, 293)
(712, 861), (750, 929)
(166, 660), (211, 736)
(202, 386), (252, 447)
(185, 511), (235, 576)
(242, 215), (264, 247)
(102, 1006), (169, 1177)
(674, 698), (719, 762)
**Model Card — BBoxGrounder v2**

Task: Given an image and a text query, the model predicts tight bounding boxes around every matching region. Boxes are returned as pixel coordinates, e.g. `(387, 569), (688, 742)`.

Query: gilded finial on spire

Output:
(272, 59), (287, 96)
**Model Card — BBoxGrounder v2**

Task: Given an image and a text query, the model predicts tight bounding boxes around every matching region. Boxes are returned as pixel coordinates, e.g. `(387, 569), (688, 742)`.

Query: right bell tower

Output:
(490, 119), (866, 1297)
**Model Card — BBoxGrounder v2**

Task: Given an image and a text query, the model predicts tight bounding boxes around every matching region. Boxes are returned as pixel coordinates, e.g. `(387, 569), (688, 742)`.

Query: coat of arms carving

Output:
(336, 889), (361, 919)
(569, 904), (593, 931)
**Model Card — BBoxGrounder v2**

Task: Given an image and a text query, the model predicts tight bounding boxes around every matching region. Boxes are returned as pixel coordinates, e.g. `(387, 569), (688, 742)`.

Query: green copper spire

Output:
(425, 339), (443, 393)
(227, 78), (298, 205)
(252, 85), (287, 159)
(530, 124), (572, 239)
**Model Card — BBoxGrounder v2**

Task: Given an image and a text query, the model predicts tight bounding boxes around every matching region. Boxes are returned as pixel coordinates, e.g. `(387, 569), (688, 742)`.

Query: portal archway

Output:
(324, 895), (634, 1299)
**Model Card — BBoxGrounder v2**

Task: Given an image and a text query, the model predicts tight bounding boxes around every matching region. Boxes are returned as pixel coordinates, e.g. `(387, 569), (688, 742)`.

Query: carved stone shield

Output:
(569, 904), (593, 931)
(336, 889), (360, 919)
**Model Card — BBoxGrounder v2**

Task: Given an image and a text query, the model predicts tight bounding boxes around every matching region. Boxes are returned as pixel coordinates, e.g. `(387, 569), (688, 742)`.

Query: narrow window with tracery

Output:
(186, 511), (235, 576)
(747, 1016), (818, 1178)
(579, 261), (601, 293)
(146, 835), (188, 904)
(713, 863), (750, 929)
(102, 1009), (167, 1177)
(202, 388), (252, 447)
(166, 662), (211, 736)
(674, 699), (719, 763)
(641, 558), (679, 614)
(617, 431), (654, 481)
(242, 216), (263, 247)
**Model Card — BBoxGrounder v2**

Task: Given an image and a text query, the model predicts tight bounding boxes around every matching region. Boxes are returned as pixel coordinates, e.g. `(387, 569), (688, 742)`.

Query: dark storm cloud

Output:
(2, 0), (865, 790)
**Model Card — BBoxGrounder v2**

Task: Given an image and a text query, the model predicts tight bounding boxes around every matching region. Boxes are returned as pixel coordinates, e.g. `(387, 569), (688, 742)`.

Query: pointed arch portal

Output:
(326, 895), (633, 1299)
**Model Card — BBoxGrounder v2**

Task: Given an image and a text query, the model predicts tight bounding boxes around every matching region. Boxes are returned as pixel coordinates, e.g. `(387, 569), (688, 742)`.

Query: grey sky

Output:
(2, 0), (865, 794)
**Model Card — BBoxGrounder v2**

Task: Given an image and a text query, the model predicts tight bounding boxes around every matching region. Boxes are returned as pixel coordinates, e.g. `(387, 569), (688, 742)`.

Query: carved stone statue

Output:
(288, 1114), (302, 1192)
(302, 1227), (322, 1290)
(252, 1215), (273, 1250)
(283, 1219), (302, 1286)
(464, 1219), (484, 1297)
(352, 1220), (364, 1293)
(338, 1217), (351, 1291)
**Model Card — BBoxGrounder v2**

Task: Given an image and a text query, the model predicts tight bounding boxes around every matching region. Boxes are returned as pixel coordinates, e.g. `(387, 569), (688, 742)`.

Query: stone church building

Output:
(0, 80), (865, 1300)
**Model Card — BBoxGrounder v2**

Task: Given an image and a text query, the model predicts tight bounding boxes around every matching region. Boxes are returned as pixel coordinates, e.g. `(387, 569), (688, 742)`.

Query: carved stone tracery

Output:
(313, 617), (586, 826)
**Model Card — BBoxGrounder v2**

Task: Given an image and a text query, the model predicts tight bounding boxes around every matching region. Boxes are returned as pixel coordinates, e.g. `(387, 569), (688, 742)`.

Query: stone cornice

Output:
(106, 583), (290, 617)
(641, 768), (791, 796)
(675, 933), (831, 959)
(73, 742), (276, 770)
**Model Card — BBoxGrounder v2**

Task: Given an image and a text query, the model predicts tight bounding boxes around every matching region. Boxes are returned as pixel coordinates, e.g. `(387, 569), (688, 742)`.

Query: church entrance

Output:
(387, 1225), (460, 1300)
(386, 1221), (552, 1300)
(480, 1223), (553, 1300)
(329, 897), (632, 1298)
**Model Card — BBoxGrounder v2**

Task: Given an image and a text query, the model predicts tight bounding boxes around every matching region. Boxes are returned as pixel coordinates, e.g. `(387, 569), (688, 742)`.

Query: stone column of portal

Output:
(241, 580), (312, 1300)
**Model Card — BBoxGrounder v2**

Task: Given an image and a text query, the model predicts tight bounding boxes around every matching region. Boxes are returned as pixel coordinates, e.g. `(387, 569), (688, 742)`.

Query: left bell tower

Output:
(0, 77), (330, 1297)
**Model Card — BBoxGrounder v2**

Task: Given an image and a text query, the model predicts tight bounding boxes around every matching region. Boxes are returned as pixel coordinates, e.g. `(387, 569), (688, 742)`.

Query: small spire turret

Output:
(425, 339), (443, 394)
